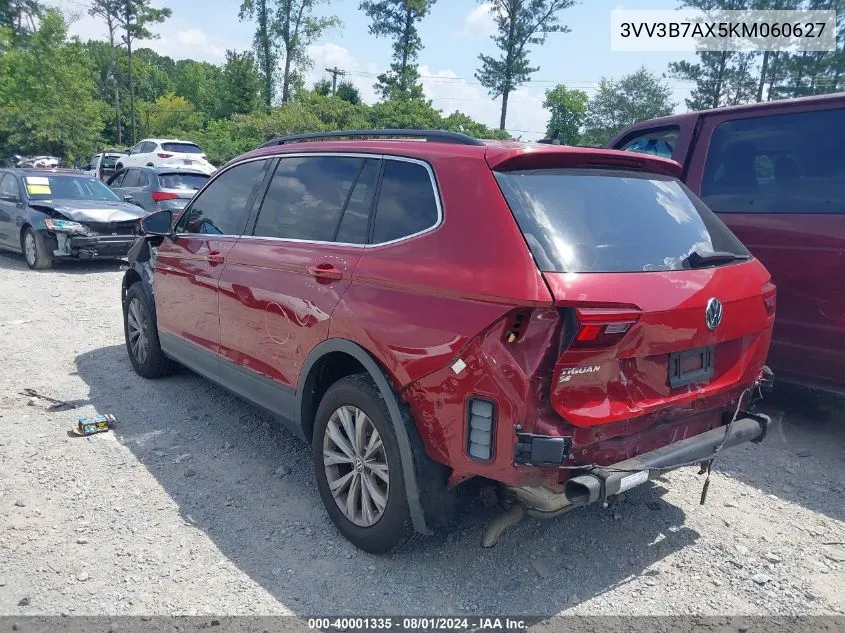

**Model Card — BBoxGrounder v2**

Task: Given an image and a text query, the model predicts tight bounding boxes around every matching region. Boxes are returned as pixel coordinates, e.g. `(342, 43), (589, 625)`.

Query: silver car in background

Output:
(107, 166), (210, 215)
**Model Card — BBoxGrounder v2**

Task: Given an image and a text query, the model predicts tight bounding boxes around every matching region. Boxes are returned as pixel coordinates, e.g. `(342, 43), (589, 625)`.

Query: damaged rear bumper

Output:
(564, 411), (771, 506)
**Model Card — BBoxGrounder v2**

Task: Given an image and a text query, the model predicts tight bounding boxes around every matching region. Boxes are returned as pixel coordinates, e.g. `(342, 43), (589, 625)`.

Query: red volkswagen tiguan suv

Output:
(122, 130), (775, 553)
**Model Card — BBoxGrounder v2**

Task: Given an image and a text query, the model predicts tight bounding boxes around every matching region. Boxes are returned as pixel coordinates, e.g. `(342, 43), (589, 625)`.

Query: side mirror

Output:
(141, 210), (173, 236)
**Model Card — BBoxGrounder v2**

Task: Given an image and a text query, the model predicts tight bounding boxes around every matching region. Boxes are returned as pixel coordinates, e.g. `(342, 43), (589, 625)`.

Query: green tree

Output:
(0, 10), (106, 161)
(221, 50), (262, 117)
(172, 59), (222, 119)
(336, 80), (362, 105)
(582, 67), (675, 146)
(0, 0), (43, 41)
(542, 84), (588, 144)
(240, 0), (279, 106)
(476, 0), (575, 130)
(137, 93), (203, 138)
(277, 1), (341, 103)
(116, 0), (172, 143)
(313, 78), (333, 96)
(89, 0), (124, 144)
(360, 0), (436, 101)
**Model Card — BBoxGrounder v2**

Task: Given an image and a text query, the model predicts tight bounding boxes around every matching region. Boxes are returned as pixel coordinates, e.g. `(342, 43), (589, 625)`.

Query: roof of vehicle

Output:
(6, 168), (84, 177)
(115, 165), (210, 175)
(615, 92), (845, 130)
(141, 138), (201, 145)
(238, 136), (682, 179)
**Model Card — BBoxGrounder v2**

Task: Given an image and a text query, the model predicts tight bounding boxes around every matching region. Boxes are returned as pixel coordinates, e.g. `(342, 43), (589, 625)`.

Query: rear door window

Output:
(176, 160), (268, 235)
(495, 168), (748, 273)
(252, 155), (374, 243)
(701, 107), (845, 214)
(371, 159), (439, 244)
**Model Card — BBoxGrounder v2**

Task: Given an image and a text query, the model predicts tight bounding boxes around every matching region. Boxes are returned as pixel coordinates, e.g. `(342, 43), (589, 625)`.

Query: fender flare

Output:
(297, 339), (432, 535)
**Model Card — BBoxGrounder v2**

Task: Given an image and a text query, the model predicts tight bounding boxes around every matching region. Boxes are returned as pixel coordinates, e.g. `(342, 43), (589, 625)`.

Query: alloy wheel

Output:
(24, 232), (37, 267)
(322, 405), (390, 527)
(126, 297), (150, 365)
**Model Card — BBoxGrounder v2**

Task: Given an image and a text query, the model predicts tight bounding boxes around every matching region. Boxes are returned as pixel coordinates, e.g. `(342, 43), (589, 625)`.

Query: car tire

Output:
(123, 281), (174, 379)
(22, 227), (53, 270)
(312, 374), (416, 554)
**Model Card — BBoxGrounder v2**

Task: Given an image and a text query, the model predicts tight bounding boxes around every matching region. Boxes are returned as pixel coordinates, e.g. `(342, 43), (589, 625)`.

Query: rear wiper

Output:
(684, 249), (750, 269)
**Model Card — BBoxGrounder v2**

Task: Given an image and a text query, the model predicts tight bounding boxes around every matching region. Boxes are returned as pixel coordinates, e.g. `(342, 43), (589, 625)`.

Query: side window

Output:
(122, 169), (141, 188)
(701, 107), (845, 214)
(371, 159), (439, 244)
(129, 143), (143, 155)
(336, 159), (380, 244)
(620, 127), (679, 159)
(0, 174), (21, 198)
(176, 159), (268, 235)
(252, 156), (369, 242)
(109, 171), (125, 188)
(137, 170), (150, 187)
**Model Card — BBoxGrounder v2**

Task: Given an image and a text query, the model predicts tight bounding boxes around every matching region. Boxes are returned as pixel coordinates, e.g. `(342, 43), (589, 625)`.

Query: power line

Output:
(324, 66), (346, 94)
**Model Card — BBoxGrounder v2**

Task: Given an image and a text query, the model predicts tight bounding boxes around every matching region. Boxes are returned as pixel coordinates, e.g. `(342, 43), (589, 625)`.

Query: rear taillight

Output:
(151, 191), (179, 202)
(762, 283), (777, 316)
(571, 307), (641, 348)
(157, 153), (173, 159)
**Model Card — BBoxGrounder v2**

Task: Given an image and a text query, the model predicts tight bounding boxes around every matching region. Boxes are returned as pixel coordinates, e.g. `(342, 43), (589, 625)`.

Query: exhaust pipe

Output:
(564, 411), (770, 506)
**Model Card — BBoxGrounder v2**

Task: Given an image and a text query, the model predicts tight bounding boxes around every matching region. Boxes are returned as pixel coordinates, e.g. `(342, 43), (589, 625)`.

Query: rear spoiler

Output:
(485, 146), (682, 179)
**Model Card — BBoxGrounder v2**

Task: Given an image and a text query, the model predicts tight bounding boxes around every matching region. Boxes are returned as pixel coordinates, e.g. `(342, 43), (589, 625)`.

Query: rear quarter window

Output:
(495, 168), (748, 273)
(371, 159), (439, 244)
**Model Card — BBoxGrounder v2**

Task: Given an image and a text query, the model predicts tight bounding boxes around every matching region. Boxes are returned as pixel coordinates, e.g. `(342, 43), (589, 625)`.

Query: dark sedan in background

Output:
(107, 166), (209, 215)
(0, 169), (150, 269)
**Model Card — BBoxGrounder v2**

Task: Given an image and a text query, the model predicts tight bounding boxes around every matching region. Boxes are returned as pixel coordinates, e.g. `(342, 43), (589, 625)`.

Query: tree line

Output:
(0, 0), (843, 164)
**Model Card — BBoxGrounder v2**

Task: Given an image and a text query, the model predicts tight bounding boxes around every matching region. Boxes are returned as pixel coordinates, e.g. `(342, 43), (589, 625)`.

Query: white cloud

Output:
(418, 65), (547, 139)
(306, 42), (382, 104)
(456, 3), (497, 39)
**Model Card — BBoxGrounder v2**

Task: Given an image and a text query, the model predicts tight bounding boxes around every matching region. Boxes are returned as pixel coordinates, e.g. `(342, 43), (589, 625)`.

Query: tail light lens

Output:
(762, 283), (777, 316)
(571, 307), (641, 348)
(157, 153), (173, 159)
(151, 191), (179, 202)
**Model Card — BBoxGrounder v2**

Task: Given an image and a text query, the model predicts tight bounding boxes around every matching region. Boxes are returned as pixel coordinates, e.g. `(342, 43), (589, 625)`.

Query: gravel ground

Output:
(0, 251), (843, 618)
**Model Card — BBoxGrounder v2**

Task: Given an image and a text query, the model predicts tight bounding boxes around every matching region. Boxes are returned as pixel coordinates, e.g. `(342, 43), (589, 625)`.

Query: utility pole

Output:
(325, 66), (346, 94)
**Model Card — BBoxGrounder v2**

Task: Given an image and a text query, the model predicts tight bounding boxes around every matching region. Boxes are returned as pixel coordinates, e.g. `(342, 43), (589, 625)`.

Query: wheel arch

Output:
(297, 338), (434, 535)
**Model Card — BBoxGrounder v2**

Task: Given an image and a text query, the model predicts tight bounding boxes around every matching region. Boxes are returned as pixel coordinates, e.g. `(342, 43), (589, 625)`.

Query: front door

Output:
(154, 159), (270, 380)
(218, 155), (379, 413)
(0, 174), (23, 247)
(687, 104), (845, 391)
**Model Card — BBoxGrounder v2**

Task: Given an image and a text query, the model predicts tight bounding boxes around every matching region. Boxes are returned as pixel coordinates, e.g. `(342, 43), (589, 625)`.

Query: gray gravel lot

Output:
(0, 251), (843, 618)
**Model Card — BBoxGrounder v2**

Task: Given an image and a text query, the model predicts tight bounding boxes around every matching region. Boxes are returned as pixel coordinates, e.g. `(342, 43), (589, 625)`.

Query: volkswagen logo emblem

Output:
(705, 298), (723, 331)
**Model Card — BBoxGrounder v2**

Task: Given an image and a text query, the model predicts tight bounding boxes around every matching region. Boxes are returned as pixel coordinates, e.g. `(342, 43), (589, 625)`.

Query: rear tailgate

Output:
(492, 153), (776, 427)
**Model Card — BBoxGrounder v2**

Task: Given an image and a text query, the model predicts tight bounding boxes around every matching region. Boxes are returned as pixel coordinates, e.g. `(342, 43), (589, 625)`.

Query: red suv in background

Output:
(610, 93), (845, 394)
(122, 130), (774, 553)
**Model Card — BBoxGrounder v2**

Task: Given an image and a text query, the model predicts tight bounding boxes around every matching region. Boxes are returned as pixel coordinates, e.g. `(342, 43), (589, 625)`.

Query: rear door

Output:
(687, 104), (845, 390)
(0, 173), (22, 247)
(495, 165), (774, 427)
(118, 169), (145, 207)
(154, 158), (270, 378)
(218, 154), (378, 401)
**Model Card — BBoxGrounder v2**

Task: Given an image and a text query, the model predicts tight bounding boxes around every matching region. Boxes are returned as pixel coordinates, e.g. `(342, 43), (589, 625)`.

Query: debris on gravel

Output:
(0, 253), (844, 618)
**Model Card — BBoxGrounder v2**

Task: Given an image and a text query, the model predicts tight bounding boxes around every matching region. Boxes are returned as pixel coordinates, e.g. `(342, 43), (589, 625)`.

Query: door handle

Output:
(208, 251), (225, 265)
(308, 264), (343, 281)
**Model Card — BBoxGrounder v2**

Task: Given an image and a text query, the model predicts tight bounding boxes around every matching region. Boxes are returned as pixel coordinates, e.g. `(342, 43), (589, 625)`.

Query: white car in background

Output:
(115, 139), (216, 175)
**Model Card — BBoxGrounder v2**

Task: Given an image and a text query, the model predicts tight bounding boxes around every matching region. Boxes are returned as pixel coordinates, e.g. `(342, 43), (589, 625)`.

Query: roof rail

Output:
(259, 129), (486, 148)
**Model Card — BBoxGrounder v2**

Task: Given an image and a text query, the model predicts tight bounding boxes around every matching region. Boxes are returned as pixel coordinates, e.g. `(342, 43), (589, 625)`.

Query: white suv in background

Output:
(116, 139), (216, 175)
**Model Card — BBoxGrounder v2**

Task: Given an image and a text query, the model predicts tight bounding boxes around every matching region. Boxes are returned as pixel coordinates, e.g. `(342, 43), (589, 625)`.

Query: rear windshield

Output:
(495, 168), (749, 273)
(161, 143), (203, 154)
(160, 173), (209, 190)
(101, 156), (119, 168)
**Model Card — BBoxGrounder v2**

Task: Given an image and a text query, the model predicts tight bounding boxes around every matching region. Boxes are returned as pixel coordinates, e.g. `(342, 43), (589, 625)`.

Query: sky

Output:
(52, 0), (698, 139)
